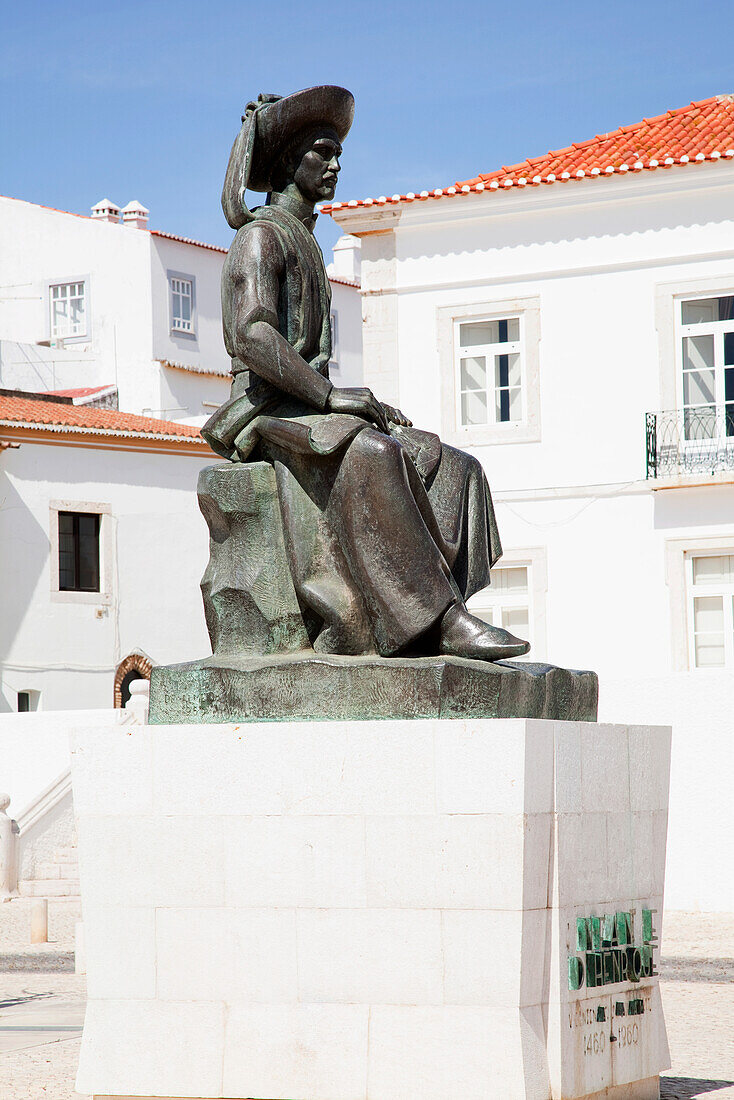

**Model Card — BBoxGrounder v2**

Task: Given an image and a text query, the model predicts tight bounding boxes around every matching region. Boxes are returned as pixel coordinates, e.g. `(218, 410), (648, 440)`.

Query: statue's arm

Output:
(228, 224), (333, 410)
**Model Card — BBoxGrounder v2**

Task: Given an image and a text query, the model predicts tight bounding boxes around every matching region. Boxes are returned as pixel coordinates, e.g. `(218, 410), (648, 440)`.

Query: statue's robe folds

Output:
(202, 203), (502, 657)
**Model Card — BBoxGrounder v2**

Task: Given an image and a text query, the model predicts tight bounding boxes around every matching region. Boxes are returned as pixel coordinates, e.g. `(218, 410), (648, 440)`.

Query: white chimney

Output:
(121, 200), (149, 229)
(328, 234), (361, 283)
(91, 198), (121, 224)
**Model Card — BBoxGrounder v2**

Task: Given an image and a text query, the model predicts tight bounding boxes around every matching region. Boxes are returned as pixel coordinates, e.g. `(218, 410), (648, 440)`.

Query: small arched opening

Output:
(114, 652), (153, 708)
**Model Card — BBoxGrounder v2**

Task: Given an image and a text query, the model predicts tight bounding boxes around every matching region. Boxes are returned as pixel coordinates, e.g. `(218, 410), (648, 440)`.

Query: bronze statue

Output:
(202, 86), (530, 662)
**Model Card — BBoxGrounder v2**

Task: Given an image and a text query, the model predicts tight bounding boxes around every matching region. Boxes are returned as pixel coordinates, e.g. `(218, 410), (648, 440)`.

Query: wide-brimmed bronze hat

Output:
(222, 85), (354, 229)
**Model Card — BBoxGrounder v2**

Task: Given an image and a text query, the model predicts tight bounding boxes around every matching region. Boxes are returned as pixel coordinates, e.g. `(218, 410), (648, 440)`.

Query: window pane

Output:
(70, 297), (85, 333)
(494, 566), (529, 592)
(461, 390), (487, 426)
(58, 512), (76, 590)
(683, 369), (716, 407)
(470, 606), (495, 625)
(683, 334), (715, 376)
(459, 318), (519, 347)
(692, 555), (734, 585)
(682, 298), (719, 324)
(502, 606), (529, 635)
(695, 637), (726, 667)
(78, 514), (100, 591)
(496, 385), (522, 423)
(52, 299), (68, 336)
(725, 333), (734, 366)
(460, 321), (497, 346)
(461, 356), (486, 391)
(494, 352), (521, 389)
(682, 297), (734, 324)
(693, 594), (724, 634)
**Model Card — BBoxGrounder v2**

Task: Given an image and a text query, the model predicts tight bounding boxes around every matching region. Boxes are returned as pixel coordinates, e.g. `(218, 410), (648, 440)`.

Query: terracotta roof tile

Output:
(323, 94), (734, 215)
(0, 391), (206, 444)
(150, 229), (227, 254)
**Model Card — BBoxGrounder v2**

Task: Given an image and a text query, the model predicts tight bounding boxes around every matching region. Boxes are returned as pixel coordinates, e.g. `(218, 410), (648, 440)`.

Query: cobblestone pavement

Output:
(0, 901), (732, 1099)
(659, 912), (734, 1100)
(0, 898), (86, 1099)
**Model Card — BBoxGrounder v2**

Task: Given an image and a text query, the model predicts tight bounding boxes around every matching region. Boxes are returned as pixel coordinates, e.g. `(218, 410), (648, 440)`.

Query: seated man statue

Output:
(202, 85), (529, 663)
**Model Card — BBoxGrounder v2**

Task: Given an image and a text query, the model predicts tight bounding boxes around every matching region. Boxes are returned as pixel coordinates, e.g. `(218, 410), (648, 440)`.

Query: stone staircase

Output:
(19, 844), (80, 900)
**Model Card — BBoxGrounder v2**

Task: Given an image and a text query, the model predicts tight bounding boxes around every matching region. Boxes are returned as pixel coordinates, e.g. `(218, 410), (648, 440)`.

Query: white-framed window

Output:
(50, 281), (86, 340)
(438, 297), (541, 447)
(455, 316), (524, 428)
(49, 499), (112, 606)
(469, 562), (531, 638)
(686, 551), (734, 668)
(677, 294), (734, 441)
(466, 548), (548, 658)
(169, 273), (195, 335)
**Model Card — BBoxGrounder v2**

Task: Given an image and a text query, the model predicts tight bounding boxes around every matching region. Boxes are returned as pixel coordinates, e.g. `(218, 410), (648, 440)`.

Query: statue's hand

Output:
(380, 402), (412, 427)
(327, 387), (389, 433)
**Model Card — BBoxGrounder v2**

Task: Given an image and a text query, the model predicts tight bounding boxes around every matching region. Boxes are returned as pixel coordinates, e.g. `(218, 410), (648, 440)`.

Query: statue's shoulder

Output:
(226, 215), (286, 275)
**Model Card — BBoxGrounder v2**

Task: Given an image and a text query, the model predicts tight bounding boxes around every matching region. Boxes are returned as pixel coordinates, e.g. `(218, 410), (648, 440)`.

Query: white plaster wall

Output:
(0, 709), (114, 813)
(0, 196), (158, 415)
(149, 236), (230, 380)
(0, 439), (214, 713)
(0, 340), (109, 395)
(329, 281), (364, 389)
(157, 366), (231, 427)
(600, 673), (734, 912)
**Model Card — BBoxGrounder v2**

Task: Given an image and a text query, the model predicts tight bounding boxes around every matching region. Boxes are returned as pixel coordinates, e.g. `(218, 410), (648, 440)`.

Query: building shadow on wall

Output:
(0, 468), (47, 712)
(661, 1078), (734, 1098)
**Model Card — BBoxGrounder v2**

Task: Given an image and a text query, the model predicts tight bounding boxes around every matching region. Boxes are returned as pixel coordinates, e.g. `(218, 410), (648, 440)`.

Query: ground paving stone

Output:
(0, 901), (731, 1099)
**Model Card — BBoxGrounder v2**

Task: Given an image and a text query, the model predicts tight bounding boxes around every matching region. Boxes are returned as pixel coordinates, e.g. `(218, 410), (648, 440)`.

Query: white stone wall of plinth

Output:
(70, 717), (671, 1100)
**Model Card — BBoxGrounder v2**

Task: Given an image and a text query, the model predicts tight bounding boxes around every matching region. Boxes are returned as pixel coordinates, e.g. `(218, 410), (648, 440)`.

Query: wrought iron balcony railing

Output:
(646, 408), (734, 479)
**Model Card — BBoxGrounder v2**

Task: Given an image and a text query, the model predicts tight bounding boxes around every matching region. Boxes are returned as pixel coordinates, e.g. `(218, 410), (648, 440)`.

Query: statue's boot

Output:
(438, 603), (530, 661)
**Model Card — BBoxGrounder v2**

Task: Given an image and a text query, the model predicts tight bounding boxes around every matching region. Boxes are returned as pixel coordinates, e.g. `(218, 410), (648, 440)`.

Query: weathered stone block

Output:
(198, 462), (309, 658)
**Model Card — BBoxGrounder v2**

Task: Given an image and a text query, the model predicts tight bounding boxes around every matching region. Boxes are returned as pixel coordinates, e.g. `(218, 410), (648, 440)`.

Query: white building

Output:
(0, 390), (213, 715)
(0, 195), (363, 421)
(327, 94), (734, 910)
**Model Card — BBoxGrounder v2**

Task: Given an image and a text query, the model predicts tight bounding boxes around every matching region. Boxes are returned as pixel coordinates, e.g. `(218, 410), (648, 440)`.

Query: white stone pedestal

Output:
(70, 717), (671, 1100)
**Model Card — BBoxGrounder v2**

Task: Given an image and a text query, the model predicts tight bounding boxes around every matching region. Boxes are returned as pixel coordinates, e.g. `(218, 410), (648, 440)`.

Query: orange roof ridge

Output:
(323, 94), (734, 217)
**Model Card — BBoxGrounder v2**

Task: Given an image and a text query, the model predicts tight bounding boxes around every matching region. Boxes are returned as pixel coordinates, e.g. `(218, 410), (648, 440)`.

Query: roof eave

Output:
(0, 422), (209, 456)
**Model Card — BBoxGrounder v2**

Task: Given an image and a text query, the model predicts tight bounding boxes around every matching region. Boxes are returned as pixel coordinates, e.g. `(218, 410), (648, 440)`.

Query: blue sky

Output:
(2, 0), (733, 256)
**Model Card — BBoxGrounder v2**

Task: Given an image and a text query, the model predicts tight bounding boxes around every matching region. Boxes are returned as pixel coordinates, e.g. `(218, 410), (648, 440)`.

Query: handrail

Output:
(646, 407), (734, 478)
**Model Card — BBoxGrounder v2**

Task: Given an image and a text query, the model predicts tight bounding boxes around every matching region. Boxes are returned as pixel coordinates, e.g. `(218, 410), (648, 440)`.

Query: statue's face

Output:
(291, 128), (342, 202)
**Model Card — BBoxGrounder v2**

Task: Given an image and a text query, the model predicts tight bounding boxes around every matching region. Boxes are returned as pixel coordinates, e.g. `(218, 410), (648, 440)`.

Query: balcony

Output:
(646, 408), (734, 479)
